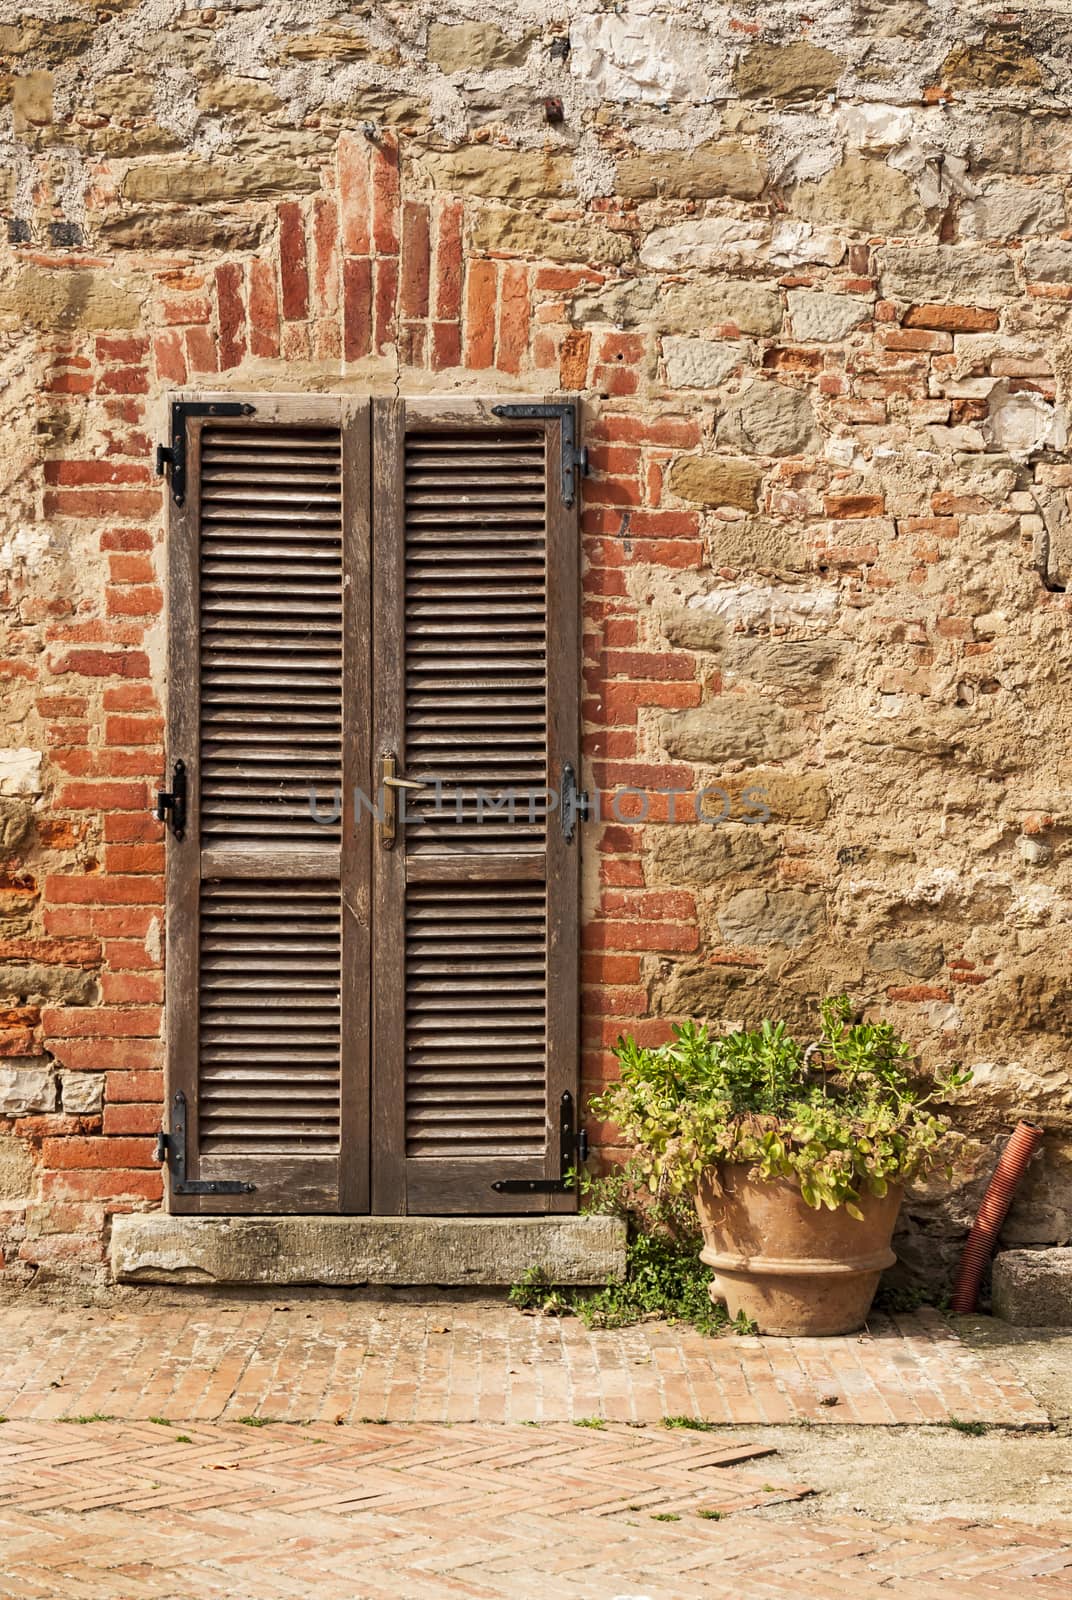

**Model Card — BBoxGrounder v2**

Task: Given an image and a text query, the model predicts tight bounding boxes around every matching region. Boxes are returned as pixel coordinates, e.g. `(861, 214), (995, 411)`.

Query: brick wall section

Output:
(2, 6), (1072, 1280)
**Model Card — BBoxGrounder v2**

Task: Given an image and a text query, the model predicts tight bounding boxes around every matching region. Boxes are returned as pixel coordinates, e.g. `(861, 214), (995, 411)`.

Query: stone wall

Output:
(1, 0), (1071, 1283)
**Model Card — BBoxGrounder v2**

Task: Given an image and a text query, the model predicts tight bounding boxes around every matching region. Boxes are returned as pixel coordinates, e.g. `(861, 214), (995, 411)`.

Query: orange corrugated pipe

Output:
(950, 1120), (1045, 1315)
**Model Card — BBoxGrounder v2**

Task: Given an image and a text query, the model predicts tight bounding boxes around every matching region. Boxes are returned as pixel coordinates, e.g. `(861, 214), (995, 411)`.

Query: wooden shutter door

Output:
(370, 398), (580, 1214)
(166, 395), (371, 1214)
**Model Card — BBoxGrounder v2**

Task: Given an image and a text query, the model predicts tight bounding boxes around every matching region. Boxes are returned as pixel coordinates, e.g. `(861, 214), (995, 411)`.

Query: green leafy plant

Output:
(508, 1166), (744, 1336)
(591, 997), (969, 1215)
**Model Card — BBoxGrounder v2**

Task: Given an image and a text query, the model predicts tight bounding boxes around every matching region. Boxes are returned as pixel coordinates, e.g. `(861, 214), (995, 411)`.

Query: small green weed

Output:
(651, 1512), (680, 1522)
(945, 1416), (987, 1436)
(60, 1414), (115, 1424)
(662, 1416), (716, 1432)
(237, 1416), (281, 1428)
(175, 1435), (192, 1443)
(148, 1416), (171, 1427)
(573, 1416), (606, 1430)
(697, 1509), (723, 1520)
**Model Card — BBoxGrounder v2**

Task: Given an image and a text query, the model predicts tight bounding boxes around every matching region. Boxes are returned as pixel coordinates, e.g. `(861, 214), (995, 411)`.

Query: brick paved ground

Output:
(0, 1296), (1049, 1427)
(0, 1420), (1068, 1600)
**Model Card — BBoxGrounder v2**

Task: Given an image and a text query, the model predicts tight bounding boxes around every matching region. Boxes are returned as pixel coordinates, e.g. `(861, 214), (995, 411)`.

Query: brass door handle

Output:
(380, 754), (427, 849)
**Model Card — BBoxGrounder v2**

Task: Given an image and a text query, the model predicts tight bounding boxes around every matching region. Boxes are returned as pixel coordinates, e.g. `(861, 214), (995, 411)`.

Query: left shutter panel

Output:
(166, 396), (371, 1215)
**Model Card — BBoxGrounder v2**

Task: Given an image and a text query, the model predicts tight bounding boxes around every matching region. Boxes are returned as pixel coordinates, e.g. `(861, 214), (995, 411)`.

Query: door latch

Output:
(154, 759), (187, 840)
(155, 1090), (255, 1196)
(380, 752), (428, 850)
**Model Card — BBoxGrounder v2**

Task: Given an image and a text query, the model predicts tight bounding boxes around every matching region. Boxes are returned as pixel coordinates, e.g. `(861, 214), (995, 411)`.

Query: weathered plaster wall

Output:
(1, 0), (1071, 1283)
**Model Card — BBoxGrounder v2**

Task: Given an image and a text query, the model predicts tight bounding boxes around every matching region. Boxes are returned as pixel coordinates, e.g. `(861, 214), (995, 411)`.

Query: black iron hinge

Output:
(492, 1091), (588, 1195)
(561, 761), (589, 845)
(154, 1090), (255, 1196)
(154, 758), (187, 840)
(156, 400), (256, 506)
(490, 402), (588, 507)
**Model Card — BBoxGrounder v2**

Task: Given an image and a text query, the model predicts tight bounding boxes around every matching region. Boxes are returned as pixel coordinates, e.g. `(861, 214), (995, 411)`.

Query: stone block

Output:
(876, 244), (1018, 309)
(649, 825), (778, 886)
(790, 156), (923, 234)
(992, 1249), (1072, 1326)
(662, 338), (749, 390)
(787, 289), (871, 343)
(470, 208), (632, 265)
(60, 1071), (104, 1114)
(616, 140), (766, 200)
(717, 383), (819, 457)
(734, 41), (844, 100)
(0, 965), (98, 1004)
(110, 1214), (628, 1287)
(0, 1134), (33, 1201)
(421, 148), (570, 199)
(427, 23), (531, 72)
(100, 212), (267, 253)
(717, 888), (826, 947)
(669, 455), (763, 511)
(0, 799), (33, 856)
(660, 699), (803, 764)
(0, 1067), (55, 1117)
(0, 269), (143, 332)
(572, 279), (782, 336)
(122, 159), (321, 205)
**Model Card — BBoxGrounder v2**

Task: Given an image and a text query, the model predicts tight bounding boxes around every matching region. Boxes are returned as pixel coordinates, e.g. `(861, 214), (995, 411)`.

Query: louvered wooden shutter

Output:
(166, 396), (371, 1214)
(371, 398), (580, 1214)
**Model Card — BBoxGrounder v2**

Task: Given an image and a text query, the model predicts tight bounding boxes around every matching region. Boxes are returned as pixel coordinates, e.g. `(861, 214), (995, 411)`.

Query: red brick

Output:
(45, 875), (163, 907)
(434, 199), (463, 321)
(338, 130), (371, 254)
(106, 1069), (163, 1103)
(589, 415), (701, 448)
(105, 714), (163, 746)
(99, 528), (153, 553)
(311, 194), (339, 316)
(108, 554), (154, 584)
(248, 256), (280, 359)
(97, 364), (149, 396)
(39, 1168), (162, 1200)
(48, 1038), (162, 1072)
(401, 201), (431, 319)
(44, 460), (150, 487)
(278, 201), (310, 322)
(371, 134), (400, 254)
(185, 325), (218, 374)
(42, 1005), (161, 1038)
(825, 494), (886, 518)
(431, 321), (462, 370)
(560, 329), (590, 390)
(903, 304), (999, 333)
(0, 936), (100, 965)
(101, 971), (163, 1004)
(106, 584), (162, 619)
(102, 1102), (161, 1135)
(215, 261), (247, 369)
(43, 488), (161, 520)
(96, 336), (148, 363)
(40, 1135), (159, 1170)
(102, 845), (164, 875)
(497, 263), (529, 375)
(373, 256), (398, 354)
(55, 781), (148, 810)
(343, 257), (372, 361)
(465, 260), (496, 370)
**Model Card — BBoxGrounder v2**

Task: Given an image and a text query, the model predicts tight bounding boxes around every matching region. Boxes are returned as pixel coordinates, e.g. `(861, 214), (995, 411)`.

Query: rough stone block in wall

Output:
(0, 0), (1071, 1284)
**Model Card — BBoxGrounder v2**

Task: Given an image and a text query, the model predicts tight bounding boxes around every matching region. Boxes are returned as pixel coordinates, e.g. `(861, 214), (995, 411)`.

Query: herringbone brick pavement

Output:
(0, 1298), (1048, 1427)
(0, 1421), (1067, 1600)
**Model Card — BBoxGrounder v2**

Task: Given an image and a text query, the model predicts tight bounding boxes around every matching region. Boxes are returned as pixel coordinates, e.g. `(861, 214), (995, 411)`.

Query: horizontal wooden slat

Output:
(402, 428), (547, 856)
(198, 425), (343, 850)
(198, 881), (341, 1154)
(403, 884), (546, 1158)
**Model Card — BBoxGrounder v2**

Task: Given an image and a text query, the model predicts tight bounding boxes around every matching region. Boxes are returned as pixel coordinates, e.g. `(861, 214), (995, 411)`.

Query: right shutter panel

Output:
(372, 398), (579, 1215)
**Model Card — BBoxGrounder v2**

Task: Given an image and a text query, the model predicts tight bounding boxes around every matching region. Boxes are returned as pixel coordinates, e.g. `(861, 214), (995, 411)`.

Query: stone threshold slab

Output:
(110, 1212), (627, 1287)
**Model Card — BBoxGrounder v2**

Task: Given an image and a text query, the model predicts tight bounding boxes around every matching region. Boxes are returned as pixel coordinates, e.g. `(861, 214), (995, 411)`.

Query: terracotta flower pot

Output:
(695, 1164), (902, 1336)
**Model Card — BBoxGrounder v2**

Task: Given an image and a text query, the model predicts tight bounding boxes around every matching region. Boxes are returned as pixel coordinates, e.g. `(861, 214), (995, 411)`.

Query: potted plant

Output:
(591, 997), (968, 1336)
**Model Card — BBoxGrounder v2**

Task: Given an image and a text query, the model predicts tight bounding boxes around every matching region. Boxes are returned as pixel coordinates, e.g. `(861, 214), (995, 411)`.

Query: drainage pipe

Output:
(950, 1120), (1045, 1315)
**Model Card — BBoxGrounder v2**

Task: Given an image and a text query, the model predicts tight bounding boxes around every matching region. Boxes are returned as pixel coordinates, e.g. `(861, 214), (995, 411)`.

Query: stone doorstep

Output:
(110, 1212), (628, 1288)
(992, 1247), (1072, 1327)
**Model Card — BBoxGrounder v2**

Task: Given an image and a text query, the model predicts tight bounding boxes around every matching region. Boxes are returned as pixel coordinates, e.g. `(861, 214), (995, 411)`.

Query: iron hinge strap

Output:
(491, 1091), (588, 1195)
(155, 1090), (255, 1196)
(156, 400), (256, 507)
(490, 402), (588, 508)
